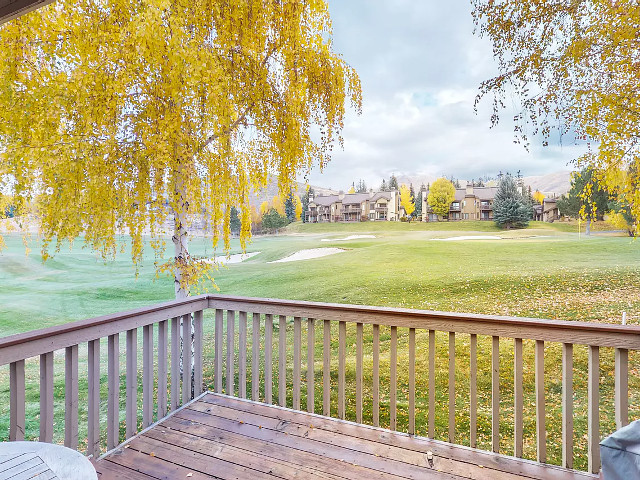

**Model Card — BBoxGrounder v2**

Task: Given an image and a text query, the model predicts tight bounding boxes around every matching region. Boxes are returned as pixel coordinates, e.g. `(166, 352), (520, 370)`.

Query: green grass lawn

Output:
(0, 220), (638, 470)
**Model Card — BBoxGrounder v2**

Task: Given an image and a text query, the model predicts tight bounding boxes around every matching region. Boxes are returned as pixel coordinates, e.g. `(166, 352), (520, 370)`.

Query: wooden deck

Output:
(92, 393), (597, 480)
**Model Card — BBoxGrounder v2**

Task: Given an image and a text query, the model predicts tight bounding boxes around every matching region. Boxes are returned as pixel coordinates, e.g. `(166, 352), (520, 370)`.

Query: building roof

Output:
(371, 192), (392, 202)
(311, 194), (340, 206)
(341, 193), (371, 205)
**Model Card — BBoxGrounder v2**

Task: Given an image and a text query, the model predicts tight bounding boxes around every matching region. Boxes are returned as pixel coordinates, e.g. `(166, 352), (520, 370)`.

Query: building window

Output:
(464, 213), (469, 220)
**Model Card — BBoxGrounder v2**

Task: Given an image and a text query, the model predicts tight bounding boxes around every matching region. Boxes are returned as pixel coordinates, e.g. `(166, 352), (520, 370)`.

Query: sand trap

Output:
(431, 235), (502, 241)
(270, 248), (345, 263)
(321, 235), (376, 242)
(205, 252), (260, 265)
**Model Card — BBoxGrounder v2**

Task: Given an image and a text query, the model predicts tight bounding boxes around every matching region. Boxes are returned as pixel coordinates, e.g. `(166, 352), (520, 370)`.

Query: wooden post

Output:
(239, 312), (247, 399)
(409, 328), (415, 435)
(10, 359), (25, 442)
(107, 333), (120, 450)
(323, 319), (331, 417)
(39, 352), (54, 443)
(279, 315), (287, 407)
(339, 321), (347, 420)
(615, 347), (629, 430)
(143, 325), (153, 427)
(293, 316), (301, 410)
(514, 338), (523, 458)
(88, 339), (100, 456)
(372, 324), (380, 427)
(214, 309), (223, 394)
(194, 311), (204, 397)
(449, 332), (456, 443)
(252, 313), (260, 402)
(227, 310), (235, 397)
(356, 323), (363, 424)
(126, 329), (137, 439)
(182, 314), (191, 403)
(428, 330), (435, 439)
(492, 335), (499, 453)
(307, 318), (315, 413)
(265, 314), (273, 404)
(65, 345), (79, 448)
(562, 343), (573, 469)
(535, 340), (546, 463)
(170, 317), (180, 408)
(470, 333), (477, 448)
(588, 345), (600, 474)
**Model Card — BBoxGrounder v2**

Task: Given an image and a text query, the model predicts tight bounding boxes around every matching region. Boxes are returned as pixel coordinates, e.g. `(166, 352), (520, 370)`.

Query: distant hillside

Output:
(249, 177), (337, 207)
(523, 171), (572, 197)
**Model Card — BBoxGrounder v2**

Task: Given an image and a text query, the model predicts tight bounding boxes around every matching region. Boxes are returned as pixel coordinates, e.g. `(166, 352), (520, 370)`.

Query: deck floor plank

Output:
(92, 393), (598, 480)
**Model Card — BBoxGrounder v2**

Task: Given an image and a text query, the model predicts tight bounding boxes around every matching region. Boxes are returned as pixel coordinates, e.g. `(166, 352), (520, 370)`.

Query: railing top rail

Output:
(0, 295), (209, 365)
(207, 294), (640, 349)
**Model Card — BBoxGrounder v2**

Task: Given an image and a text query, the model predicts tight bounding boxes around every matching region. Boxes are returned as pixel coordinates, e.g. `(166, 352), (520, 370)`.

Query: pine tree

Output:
(284, 193), (296, 223)
(493, 175), (532, 229)
(380, 179), (388, 191)
(409, 184), (416, 218)
(301, 187), (315, 223)
(229, 207), (241, 236)
(388, 175), (399, 190)
(415, 188), (423, 218)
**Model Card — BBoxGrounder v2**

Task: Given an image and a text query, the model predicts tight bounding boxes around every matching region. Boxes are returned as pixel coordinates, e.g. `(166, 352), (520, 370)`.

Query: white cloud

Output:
(302, 1), (586, 190)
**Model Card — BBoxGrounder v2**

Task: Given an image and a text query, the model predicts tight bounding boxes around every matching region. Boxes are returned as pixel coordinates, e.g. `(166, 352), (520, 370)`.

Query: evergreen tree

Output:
(493, 175), (532, 229)
(301, 187), (315, 223)
(229, 207), (241, 235)
(409, 183), (416, 218)
(415, 188), (423, 218)
(356, 179), (367, 193)
(557, 194), (580, 218)
(380, 179), (388, 191)
(388, 175), (399, 190)
(284, 192), (296, 223)
(262, 208), (289, 232)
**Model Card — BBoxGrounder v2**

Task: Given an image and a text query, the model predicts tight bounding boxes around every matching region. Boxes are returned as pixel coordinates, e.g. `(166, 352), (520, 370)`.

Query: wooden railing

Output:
(1, 294), (638, 475)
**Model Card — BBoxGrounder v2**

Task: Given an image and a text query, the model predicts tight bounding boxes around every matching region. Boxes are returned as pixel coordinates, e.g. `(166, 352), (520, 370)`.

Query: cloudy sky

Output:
(303, 1), (586, 191)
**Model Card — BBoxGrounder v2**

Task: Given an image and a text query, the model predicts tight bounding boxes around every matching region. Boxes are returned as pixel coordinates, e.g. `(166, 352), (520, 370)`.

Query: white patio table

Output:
(0, 441), (97, 480)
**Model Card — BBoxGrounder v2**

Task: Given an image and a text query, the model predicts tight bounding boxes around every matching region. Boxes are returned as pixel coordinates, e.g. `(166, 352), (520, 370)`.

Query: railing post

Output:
(372, 324), (380, 427)
(194, 311), (204, 398)
(293, 316), (301, 410)
(265, 314), (273, 404)
(307, 318), (315, 413)
(157, 321), (168, 419)
(227, 310), (236, 397)
(491, 336), (499, 453)
(126, 328), (137, 438)
(323, 319), (331, 416)
(514, 338), (523, 458)
(252, 313), (260, 402)
(239, 312), (247, 399)
(615, 347), (629, 430)
(279, 315), (286, 407)
(39, 352), (54, 443)
(214, 310), (223, 394)
(408, 328), (415, 435)
(65, 345), (79, 449)
(339, 321), (347, 420)
(107, 333), (120, 450)
(171, 317), (180, 409)
(470, 333), (477, 448)
(182, 314), (192, 403)
(10, 359), (25, 441)
(562, 343), (573, 469)
(535, 340), (546, 463)
(449, 332), (456, 443)
(588, 345), (600, 474)
(87, 339), (100, 456)
(143, 324), (154, 427)
(428, 330), (435, 439)
(356, 323), (364, 425)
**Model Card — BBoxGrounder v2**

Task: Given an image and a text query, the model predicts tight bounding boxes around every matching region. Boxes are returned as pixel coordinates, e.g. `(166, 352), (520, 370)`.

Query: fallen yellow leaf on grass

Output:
(149, 452), (155, 457)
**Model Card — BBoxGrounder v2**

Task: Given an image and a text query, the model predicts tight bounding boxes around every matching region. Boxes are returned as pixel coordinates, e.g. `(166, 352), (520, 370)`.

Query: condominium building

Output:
(422, 185), (498, 221)
(307, 190), (402, 223)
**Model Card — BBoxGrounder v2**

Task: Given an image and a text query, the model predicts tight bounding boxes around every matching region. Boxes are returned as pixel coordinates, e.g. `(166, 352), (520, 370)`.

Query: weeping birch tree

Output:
(0, 0), (362, 296)
(472, 0), (639, 234)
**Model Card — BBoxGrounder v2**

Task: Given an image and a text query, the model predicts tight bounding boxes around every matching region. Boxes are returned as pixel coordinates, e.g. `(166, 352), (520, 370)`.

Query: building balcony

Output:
(0, 295), (619, 479)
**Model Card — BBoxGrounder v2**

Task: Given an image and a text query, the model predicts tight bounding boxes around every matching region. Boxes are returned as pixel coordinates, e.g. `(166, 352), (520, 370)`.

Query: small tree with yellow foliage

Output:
(399, 184), (415, 219)
(427, 178), (456, 220)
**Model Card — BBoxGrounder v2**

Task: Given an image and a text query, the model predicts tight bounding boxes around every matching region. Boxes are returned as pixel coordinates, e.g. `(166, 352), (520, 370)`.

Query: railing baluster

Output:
(307, 318), (315, 413)
(279, 315), (287, 407)
(339, 321), (347, 420)
(356, 322), (363, 424)
(265, 314), (273, 404)
(535, 340), (545, 463)
(239, 312), (247, 400)
(39, 352), (54, 443)
(514, 338), (523, 458)
(182, 314), (191, 403)
(10, 359), (25, 441)
(252, 313), (260, 402)
(65, 345), (78, 449)
(588, 345), (600, 474)
(492, 335), (499, 453)
(408, 328), (415, 435)
(372, 324), (380, 427)
(126, 329), (137, 438)
(428, 329), (435, 439)
(615, 347), (629, 430)
(170, 317), (180, 409)
(143, 324), (153, 427)
(449, 332), (456, 443)
(293, 316), (301, 410)
(107, 333), (120, 450)
(215, 310), (223, 394)
(157, 321), (167, 419)
(88, 339), (100, 456)
(194, 311), (204, 398)
(562, 343), (573, 469)
(227, 310), (235, 397)
(470, 333), (477, 448)
(390, 325), (397, 430)
(323, 319), (330, 416)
